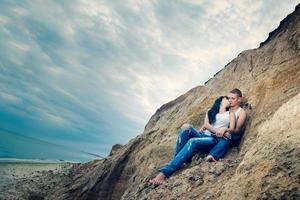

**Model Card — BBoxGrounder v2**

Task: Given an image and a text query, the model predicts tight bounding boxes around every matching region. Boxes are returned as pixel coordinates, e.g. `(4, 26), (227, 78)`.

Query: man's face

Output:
(228, 93), (240, 107)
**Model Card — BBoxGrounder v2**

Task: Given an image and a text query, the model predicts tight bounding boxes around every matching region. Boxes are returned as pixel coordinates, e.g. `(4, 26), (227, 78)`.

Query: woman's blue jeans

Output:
(159, 126), (216, 178)
(159, 126), (231, 178)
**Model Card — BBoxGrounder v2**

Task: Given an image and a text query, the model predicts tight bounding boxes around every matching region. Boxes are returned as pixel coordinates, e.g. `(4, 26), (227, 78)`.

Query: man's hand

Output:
(198, 125), (206, 132)
(215, 129), (226, 137)
(223, 131), (231, 140)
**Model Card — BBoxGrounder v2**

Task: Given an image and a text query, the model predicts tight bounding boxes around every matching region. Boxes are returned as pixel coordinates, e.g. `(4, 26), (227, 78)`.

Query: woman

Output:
(150, 96), (235, 185)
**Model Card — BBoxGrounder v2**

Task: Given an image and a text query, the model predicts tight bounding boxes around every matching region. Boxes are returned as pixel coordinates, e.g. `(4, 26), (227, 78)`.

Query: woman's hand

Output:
(215, 128), (226, 137)
(198, 125), (206, 132)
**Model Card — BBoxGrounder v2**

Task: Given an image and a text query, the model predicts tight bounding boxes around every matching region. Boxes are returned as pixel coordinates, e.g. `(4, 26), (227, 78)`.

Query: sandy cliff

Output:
(49, 4), (300, 200)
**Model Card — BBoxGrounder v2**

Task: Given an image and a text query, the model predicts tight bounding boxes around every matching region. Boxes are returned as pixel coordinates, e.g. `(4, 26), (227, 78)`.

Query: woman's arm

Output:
(204, 112), (218, 133)
(221, 112), (235, 139)
(227, 111), (236, 132)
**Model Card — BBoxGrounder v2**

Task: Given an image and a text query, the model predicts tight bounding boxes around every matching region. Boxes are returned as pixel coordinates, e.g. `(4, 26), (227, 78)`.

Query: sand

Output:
(0, 162), (74, 200)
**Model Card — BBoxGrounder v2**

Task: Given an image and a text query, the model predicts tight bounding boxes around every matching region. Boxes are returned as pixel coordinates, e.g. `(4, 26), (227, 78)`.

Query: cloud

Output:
(0, 0), (299, 160)
(0, 91), (22, 105)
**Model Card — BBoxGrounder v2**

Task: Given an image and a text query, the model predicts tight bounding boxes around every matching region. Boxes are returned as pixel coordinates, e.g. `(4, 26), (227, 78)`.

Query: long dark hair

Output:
(208, 96), (228, 124)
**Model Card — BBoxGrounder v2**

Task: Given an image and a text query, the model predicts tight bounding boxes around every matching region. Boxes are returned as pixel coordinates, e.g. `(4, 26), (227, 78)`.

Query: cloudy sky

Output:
(0, 0), (299, 160)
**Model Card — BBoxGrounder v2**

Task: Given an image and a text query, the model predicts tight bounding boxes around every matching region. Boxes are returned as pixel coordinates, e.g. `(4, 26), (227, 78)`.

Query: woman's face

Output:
(221, 97), (230, 108)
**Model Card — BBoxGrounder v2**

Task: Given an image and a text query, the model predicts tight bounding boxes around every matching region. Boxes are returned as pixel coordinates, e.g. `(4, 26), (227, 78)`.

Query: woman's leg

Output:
(150, 125), (207, 185)
(174, 125), (203, 158)
(160, 136), (217, 178)
(208, 138), (231, 160)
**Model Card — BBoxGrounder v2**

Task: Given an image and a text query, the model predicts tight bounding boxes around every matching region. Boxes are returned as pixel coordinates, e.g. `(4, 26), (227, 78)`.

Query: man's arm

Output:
(231, 109), (247, 134)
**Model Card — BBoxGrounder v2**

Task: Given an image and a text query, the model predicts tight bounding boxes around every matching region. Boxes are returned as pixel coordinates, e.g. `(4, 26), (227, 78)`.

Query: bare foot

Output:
(149, 172), (166, 185)
(205, 155), (217, 162)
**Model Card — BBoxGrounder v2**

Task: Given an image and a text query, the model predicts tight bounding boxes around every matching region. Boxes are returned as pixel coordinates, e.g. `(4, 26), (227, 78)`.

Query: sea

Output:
(0, 129), (104, 163)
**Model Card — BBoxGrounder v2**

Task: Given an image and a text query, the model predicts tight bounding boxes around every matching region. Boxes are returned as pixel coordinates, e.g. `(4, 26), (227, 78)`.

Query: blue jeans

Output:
(209, 133), (242, 160)
(159, 126), (218, 178)
(209, 138), (231, 160)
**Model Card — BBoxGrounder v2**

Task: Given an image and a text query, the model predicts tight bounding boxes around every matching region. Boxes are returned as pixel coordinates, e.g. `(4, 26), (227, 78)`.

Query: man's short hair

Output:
(230, 88), (242, 97)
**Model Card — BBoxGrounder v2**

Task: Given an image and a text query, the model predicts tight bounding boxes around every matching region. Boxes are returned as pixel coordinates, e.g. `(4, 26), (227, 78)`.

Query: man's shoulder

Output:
(239, 107), (246, 112)
(238, 107), (247, 117)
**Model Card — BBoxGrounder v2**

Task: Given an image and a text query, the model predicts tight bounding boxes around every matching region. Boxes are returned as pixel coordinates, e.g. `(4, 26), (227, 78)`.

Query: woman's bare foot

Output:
(149, 172), (166, 185)
(205, 155), (217, 162)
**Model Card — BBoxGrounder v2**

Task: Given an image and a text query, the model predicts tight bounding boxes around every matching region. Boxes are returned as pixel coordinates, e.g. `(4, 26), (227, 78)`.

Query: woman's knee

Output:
(186, 138), (198, 151)
(181, 123), (191, 131)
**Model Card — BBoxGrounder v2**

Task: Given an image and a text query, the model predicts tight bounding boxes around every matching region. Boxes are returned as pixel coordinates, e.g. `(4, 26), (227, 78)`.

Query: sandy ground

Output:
(0, 162), (74, 200)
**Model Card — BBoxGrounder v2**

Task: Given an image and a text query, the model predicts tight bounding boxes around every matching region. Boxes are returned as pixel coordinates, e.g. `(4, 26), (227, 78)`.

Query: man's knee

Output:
(218, 138), (231, 147)
(181, 123), (191, 131)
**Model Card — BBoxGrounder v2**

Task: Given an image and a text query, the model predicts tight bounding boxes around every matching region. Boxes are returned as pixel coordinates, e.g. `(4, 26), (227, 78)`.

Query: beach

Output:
(0, 161), (74, 200)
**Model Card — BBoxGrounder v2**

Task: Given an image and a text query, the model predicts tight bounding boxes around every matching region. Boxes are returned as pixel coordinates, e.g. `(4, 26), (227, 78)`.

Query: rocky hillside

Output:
(49, 4), (300, 200)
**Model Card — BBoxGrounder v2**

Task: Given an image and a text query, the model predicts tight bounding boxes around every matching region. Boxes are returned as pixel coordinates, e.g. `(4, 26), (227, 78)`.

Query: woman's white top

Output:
(203, 107), (242, 137)
(203, 111), (230, 136)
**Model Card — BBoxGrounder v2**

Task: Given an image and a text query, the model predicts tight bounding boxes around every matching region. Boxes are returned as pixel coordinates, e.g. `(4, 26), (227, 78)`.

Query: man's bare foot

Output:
(205, 155), (217, 162)
(149, 172), (166, 185)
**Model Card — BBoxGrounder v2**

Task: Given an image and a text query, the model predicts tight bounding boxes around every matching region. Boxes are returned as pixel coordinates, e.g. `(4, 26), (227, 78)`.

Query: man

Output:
(205, 88), (247, 162)
(150, 88), (247, 185)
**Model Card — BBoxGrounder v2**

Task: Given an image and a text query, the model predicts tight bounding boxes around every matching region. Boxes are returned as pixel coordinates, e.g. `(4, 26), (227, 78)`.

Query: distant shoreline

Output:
(0, 158), (80, 164)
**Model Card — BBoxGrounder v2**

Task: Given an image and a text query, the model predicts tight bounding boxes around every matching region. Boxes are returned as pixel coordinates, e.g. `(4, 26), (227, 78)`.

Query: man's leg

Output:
(208, 138), (231, 161)
(174, 125), (203, 158)
(159, 136), (217, 179)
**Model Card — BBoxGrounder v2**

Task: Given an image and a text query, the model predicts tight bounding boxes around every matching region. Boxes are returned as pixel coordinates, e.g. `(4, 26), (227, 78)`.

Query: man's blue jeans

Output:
(209, 137), (231, 160)
(159, 126), (218, 178)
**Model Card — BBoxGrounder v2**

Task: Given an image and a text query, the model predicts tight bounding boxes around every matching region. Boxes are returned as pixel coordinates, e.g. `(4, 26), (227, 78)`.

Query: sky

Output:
(0, 0), (299, 161)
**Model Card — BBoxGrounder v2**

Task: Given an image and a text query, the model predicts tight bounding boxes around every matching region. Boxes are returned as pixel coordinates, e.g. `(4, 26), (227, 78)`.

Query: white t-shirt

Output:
(203, 111), (230, 136)
(203, 107), (242, 137)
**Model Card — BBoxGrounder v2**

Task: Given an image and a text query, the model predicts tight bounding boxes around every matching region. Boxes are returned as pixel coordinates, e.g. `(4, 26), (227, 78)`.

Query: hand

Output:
(223, 131), (231, 140)
(215, 129), (226, 137)
(198, 125), (206, 132)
